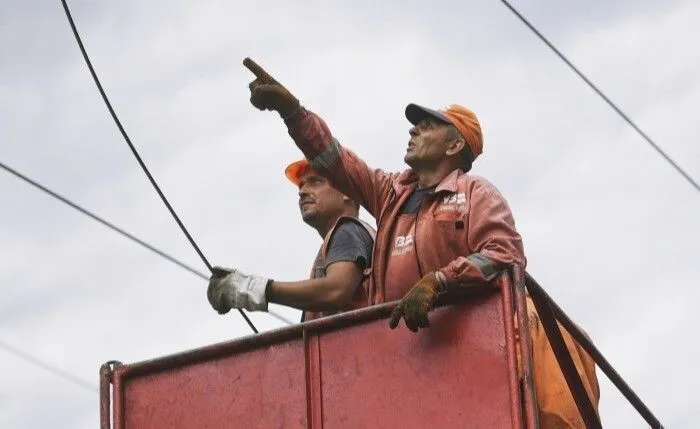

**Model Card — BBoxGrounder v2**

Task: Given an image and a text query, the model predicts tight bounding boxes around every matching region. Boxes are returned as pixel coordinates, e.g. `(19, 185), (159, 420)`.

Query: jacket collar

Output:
(392, 168), (463, 195)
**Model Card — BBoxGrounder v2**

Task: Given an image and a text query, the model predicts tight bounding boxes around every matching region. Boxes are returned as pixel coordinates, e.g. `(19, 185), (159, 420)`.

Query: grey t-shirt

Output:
(302, 220), (374, 322)
(312, 221), (374, 278)
(400, 185), (437, 214)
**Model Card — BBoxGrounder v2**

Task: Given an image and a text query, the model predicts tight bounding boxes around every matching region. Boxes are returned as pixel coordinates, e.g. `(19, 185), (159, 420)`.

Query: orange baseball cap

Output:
(405, 103), (483, 161)
(284, 158), (313, 186)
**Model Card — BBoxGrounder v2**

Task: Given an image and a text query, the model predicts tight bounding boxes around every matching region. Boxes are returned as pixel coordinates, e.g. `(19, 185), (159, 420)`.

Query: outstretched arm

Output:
(243, 57), (395, 218)
(206, 220), (374, 315)
(266, 261), (363, 312)
(207, 263), (363, 314)
(283, 107), (396, 218)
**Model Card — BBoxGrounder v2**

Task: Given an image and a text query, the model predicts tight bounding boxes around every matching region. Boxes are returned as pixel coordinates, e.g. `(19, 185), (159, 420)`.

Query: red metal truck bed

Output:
(102, 278), (525, 429)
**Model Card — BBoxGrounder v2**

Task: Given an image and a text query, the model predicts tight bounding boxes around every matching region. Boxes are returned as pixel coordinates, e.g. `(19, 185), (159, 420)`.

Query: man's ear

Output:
(445, 138), (467, 157)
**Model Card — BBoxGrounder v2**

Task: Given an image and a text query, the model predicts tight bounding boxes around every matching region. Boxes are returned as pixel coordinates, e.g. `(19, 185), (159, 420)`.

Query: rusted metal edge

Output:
(512, 266), (539, 429)
(99, 360), (121, 429)
(303, 301), (396, 333)
(111, 289), (500, 381)
(526, 278), (602, 428)
(116, 324), (304, 379)
(113, 364), (125, 429)
(110, 304), (396, 380)
(103, 283), (509, 429)
(499, 272), (524, 429)
(525, 273), (664, 429)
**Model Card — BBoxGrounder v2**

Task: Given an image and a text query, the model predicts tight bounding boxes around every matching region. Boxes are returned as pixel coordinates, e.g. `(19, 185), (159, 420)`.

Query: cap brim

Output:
(284, 159), (311, 186)
(405, 103), (451, 126)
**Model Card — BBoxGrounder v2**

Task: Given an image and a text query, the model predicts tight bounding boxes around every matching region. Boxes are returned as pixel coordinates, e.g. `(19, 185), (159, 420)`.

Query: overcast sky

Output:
(1, 0), (698, 427)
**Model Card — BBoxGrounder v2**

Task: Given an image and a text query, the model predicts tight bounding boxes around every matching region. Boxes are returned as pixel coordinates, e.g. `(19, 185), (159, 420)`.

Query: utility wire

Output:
(58, 0), (259, 333)
(0, 340), (98, 393)
(0, 161), (295, 327)
(500, 0), (700, 194)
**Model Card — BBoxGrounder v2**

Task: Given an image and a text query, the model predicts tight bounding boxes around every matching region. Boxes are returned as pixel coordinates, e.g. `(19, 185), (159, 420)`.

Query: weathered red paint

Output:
(500, 273), (524, 429)
(113, 363), (124, 429)
(318, 291), (514, 428)
(102, 275), (525, 429)
(100, 268), (665, 428)
(121, 339), (307, 429)
(513, 265), (539, 429)
(304, 330), (323, 428)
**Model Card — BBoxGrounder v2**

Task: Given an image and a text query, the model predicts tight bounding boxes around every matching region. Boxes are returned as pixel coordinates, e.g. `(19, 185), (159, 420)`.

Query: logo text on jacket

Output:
(436, 192), (467, 213)
(391, 234), (414, 256)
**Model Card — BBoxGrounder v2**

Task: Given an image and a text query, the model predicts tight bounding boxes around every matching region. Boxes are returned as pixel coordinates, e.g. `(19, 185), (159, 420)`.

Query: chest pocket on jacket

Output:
(432, 192), (469, 228)
(428, 207), (469, 259)
(433, 210), (467, 230)
(429, 191), (470, 252)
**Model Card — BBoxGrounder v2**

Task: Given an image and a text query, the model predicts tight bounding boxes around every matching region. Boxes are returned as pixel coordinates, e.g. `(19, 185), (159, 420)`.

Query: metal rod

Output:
(1, 161), (293, 326)
(527, 281), (602, 428)
(499, 0), (700, 194)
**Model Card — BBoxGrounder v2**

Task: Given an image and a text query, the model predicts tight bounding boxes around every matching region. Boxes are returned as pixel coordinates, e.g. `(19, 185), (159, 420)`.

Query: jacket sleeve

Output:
(439, 177), (526, 287)
(284, 107), (396, 218)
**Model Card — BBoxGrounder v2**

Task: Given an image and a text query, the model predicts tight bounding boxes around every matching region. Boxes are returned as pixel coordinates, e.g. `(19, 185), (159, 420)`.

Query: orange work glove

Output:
(389, 272), (447, 332)
(243, 57), (300, 119)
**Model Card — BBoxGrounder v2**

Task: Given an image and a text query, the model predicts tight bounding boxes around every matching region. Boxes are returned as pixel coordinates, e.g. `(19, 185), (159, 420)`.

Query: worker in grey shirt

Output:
(207, 159), (375, 322)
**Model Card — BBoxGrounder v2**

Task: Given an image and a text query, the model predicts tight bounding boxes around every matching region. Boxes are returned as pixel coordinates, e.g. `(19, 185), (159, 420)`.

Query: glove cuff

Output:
(434, 271), (448, 293)
(243, 274), (270, 312)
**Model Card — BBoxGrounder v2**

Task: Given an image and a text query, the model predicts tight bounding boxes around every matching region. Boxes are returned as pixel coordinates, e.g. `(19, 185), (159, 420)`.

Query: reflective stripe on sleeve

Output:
(467, 253), (501, 281)
(310, 137), (341, 171)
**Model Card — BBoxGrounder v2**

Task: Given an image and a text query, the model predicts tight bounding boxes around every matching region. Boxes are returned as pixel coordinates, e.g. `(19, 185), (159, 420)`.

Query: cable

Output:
(500, 0), (700, 194)
(0, 161), (295, 327)
(0, 340), (98, 393)
(58, 0), (259, 333)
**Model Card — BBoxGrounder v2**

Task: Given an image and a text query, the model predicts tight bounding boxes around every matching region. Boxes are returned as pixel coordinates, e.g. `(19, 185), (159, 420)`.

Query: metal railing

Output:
(514, 266), (663, 428)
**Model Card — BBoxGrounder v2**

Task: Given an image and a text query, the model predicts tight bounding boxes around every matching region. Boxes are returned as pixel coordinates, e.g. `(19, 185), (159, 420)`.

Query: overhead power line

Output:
(500, 0), (700, 194)
(0, 161), (295, 327)
(0, 340), (98, 393)
(58, 0), (259, 332)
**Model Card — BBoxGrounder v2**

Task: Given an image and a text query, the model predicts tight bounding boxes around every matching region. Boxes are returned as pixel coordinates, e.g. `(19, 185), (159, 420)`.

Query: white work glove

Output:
(207, 266), (270, 314)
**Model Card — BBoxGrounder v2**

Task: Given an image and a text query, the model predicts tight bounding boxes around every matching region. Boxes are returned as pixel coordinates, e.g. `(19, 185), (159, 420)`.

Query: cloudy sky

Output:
(1, 0), (698, 427)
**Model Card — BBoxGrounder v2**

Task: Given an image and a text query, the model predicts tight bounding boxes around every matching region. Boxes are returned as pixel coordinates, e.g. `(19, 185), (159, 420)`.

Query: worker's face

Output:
(297, 172), (349, 226)
(405, 118), (456, 168)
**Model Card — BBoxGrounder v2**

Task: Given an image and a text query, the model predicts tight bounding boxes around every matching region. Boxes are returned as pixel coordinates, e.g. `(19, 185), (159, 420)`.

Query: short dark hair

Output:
(446, 125), (473, 172)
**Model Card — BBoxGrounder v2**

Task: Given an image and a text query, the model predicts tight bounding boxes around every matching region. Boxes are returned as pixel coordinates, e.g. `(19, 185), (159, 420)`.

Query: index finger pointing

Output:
(243, 57), (274, 81)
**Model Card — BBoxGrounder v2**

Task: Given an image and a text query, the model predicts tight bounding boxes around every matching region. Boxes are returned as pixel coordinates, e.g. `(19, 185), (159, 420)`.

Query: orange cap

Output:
(405, 103), (483, 160)
(284, 159), (313, 186)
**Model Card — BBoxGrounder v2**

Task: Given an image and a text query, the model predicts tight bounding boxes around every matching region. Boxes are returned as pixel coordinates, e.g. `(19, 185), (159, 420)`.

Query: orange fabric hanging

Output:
(516, 296), (600, 428)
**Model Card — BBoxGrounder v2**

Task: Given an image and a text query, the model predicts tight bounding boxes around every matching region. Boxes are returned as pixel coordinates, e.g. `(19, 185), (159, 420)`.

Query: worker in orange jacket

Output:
(206, 159), (375, 322)
(241, 57), (600, 428)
